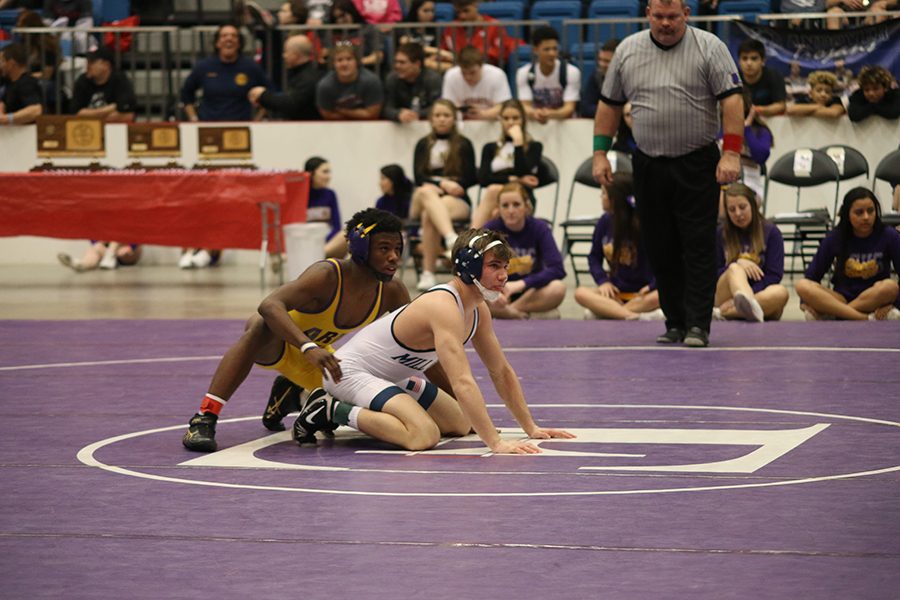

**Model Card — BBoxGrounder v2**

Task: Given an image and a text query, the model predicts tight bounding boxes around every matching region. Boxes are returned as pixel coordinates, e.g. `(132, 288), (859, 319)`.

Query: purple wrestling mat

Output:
(1, 320), (899, 599)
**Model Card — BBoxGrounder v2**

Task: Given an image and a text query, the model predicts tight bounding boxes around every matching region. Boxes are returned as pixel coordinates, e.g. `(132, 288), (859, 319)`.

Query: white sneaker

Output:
(638, 308), (666, 321)
(712, 307), (726, 321)
(178, 251), (194, 269)
(416, 271), (436, 291)
(887, 308), (900, 321)
(191, 249), (212, 268)
(583, 308), (599, 320)
(734, 292), (764, 323)
(99, 246), (118, 270)
(58, 253), (86, 272)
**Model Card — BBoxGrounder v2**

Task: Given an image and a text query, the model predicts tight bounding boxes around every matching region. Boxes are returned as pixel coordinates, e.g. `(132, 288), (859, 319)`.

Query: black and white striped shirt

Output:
(600, 26), (741, 158)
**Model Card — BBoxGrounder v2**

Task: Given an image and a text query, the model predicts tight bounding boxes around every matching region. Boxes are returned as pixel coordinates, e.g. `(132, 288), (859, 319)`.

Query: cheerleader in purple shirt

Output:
(305, 157), (348, 258)
(482, 183), (566, 319)
(714, 184), (789, 322)
(796, 187), (900, 321)
(574, 172), (662, 320)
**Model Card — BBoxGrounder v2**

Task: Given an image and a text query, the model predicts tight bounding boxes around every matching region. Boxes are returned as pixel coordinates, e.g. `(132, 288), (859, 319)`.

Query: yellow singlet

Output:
(259, 259), (384, 389)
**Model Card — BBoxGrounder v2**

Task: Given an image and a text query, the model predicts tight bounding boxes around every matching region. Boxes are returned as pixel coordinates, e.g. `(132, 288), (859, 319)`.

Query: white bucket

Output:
(283, 222), (330, 280)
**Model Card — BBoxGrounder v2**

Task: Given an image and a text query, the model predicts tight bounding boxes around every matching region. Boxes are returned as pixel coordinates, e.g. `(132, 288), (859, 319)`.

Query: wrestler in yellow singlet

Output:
(258, 258), (384, 389)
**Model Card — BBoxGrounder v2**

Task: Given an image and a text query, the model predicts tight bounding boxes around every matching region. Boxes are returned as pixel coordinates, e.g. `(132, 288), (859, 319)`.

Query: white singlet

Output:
(323, 284), (478, 410)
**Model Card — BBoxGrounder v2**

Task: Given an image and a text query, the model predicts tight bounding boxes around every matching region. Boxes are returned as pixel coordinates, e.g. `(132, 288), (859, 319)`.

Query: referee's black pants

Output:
(633, 143), (720, 334)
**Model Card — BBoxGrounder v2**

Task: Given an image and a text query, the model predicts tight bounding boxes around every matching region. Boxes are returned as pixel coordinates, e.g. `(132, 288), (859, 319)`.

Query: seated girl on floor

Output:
(574, 172), (662, 320)
(714, 183), (789, 322)
(796, 187), (900, 321)
(482, 182), (566, 319)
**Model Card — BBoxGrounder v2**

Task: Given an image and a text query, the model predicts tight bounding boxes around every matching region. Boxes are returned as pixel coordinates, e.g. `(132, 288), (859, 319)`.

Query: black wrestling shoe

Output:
(656, 328), (685, 344)
(262, 375), (303, 432)
(182, 412), (218, 452)
(292, 388), (333, 444)
(683, 326), (710, 348)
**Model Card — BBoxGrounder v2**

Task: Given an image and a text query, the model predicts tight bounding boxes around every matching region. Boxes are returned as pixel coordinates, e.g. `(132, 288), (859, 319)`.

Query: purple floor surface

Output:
(1, 320), (899, 599)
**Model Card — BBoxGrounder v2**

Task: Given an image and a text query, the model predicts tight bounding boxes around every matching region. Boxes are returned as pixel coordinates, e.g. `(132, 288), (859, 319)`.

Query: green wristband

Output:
(593, 134), (613, 152)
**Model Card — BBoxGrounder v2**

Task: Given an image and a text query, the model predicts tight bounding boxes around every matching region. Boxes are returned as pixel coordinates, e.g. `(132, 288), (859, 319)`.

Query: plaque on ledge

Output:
(127, 123), (181, 158)
(197, 126), (252, 160)
(36, 116), (105, 158)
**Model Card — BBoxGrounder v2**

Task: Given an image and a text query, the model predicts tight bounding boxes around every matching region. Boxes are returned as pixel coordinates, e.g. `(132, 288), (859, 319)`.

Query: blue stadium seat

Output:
(478, 0), (526, 37)
(433, 2), (455, 22)
(586, 0), (640, 46)
(529, 1), (582, 47)
(93, 0), (131, 24)
(716, 0), (770, 39)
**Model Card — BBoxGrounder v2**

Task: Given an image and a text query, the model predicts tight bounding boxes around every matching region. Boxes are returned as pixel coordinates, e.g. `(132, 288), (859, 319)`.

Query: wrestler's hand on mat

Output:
(308, 347), (343, 383)
(716, 152), (741, 184)
(491, 439), (541, 455)
(527, 427), (576, 440)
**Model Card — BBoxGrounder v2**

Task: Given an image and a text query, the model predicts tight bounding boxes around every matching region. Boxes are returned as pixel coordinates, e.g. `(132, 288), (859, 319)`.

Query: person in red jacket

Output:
(440, 0), (519, 67)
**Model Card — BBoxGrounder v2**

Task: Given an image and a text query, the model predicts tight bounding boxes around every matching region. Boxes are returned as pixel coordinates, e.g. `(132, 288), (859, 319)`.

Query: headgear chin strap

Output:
(453, 233), (504, 301)
(348, 221), (400, 282)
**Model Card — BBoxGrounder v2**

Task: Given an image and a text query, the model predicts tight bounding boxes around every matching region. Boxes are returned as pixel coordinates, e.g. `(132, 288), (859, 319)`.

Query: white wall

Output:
(1, 116), (897, 265)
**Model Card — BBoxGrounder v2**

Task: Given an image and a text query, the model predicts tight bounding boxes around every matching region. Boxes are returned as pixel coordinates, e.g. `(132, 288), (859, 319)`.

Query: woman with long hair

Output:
(375, 164), (413, 219)
(410, 99), (477, 290)
(400, 0), (454, 72)
(574, 172), (662, 320)
(472, 99), (542, 228)
(714, 183), (788, 322)
(796, 187), (900, 320)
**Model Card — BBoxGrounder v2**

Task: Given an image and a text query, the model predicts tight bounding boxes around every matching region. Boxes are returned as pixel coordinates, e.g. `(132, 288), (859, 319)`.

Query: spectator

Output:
(277, 1), (308, 25)
(714, 184), (788, 322)
(411, 99), (478, 290)
(515, 26), (580, 123)
(440, 45), (511, 120)
(784, 61), (807, 102)
(305, 156), (349, 258)
(58, 242), (142, 272)
(375, 164), (413, 219)
(42, 0), (91, 24)
(472, 99), (542, 228)
(611, 101), (636, 155)
(726, 90), (773, 203)
(15, 10), (63, 112)
(180, 24), (270, 122)
(796, 187), (900, 321)
(71, 48), (137, 122)
(327, 0), (384, 69)
(352, 0), (403, 24)
(441, 0), (519, 67)
(574, 172), (663, 321)
(847, 65), (900, 122)
(483, 182), (566, 320)
(249, 34), (323, 120)
(737, 39), (786, 117)
(306, 0), (333, 25)
(580, 39), (618, 119)
(400, 0), (455, 72)
(315, 42), (384, 120)
(271, 2), (322, 86)
(0, 43), (43, 125)
(382, 42), (442, 123)
(786, 70), (846, 118)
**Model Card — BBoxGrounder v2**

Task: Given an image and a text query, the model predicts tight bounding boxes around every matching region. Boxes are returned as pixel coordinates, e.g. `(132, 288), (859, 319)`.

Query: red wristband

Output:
(722, 133), (743, 154)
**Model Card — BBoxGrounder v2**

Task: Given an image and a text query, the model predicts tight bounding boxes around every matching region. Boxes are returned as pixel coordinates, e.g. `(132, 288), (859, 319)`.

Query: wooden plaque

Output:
(127, 123), (182, 158)
(197, 126), (252, 160)
(36, 116), (105, 158)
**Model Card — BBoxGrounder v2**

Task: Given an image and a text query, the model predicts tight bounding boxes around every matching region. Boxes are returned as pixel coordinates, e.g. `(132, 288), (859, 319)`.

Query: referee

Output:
(592, 0), (742, 347)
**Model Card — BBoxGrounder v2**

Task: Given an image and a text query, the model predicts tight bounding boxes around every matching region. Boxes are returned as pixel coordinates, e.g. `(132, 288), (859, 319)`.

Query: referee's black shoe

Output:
(656, 328), (685, 344)
(183, 412), (218, 452)
(262, 375), (303, 432)
(292, 388), (333, 445)
(683, 327), (710, 348)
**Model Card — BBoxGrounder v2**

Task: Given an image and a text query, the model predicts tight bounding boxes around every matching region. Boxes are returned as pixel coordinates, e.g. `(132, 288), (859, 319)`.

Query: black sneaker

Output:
(292, 388), (333, 444)
(656, 328), (685, 344)
(683, 326), (710, 348)
(182, 412), (218, 452)
(262, 375), (303, 432)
